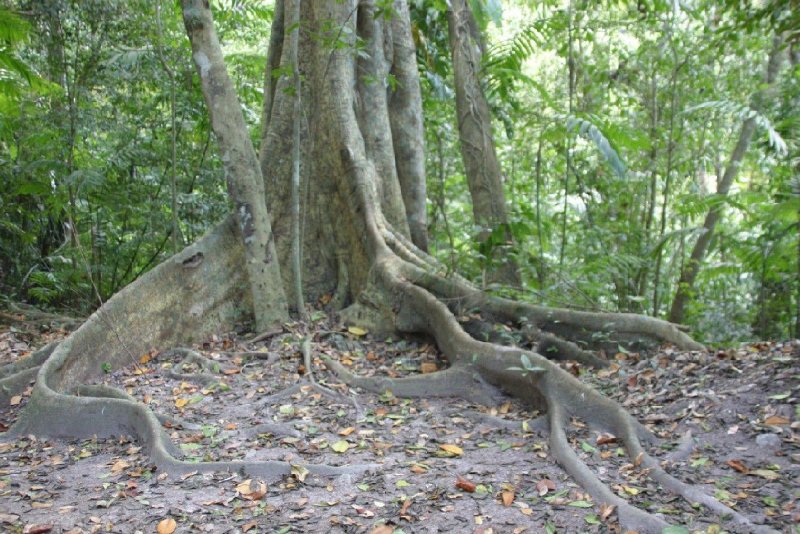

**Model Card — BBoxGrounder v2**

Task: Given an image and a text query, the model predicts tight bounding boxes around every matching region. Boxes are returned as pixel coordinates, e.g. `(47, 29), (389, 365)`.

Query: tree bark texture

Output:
(446, 0), (519, 286)
(181, 0), (288, 331)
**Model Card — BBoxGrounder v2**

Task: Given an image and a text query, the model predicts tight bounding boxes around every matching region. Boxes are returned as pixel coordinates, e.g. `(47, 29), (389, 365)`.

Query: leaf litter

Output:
(0, 313), (798, 533)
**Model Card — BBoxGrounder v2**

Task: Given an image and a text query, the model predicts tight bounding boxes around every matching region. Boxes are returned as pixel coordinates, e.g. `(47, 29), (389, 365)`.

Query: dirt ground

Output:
(0, 309), (798, 534)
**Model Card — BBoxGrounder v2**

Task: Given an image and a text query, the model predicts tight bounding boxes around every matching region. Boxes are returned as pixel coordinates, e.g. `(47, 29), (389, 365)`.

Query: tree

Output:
(5, 2), (771, 533)
(669, 35), (787, 324)
(446, 0), (519, 286)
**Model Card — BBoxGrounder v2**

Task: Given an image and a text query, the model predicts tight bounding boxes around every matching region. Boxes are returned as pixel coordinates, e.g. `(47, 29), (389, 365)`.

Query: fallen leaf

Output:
(331, 440), (350, 453)
(291, 464), (309, 482)
(726, 459), (749, 473)
(410, 464), (427, 474)
(338, 427), (355, 436)
(400, 498), (412, 515)
(535, 479), (555, 496)
(599, 503), (616, 521)
(347, 326), (368, 337)
(764, 415), (789, 426)
(222, 368), (240, 375)
(596, 432), (618, 446)
(9, 396), (22, 406)
(633, 452), (644, 467)
(242, 521), (257, 533)
(498, 401), (512, 414)
(750, 469), (780, 481)
(236, 479), (267, 501)
(621, 485), (639, 495)
(110, 459), (130, 474)
(139, 353), (151, 364)
(439, 444), (463, 456)
(501, 491), (515, 506)
(455, 476), (476, 492)
(22, 525), (52, 534)
(174, 398), (188, 408)
(420, 362), (438, 374)
(369, 525), (394, 534)
(156, 518), (176, 534)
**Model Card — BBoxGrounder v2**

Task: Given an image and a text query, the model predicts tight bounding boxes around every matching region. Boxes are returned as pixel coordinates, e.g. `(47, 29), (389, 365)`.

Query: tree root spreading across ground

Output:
(0, 216), (788, 533)
(1, 312), (797, 533)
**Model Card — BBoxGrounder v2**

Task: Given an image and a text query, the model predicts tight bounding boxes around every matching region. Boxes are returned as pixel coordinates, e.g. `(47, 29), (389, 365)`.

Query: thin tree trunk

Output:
(181, 0), (288, 330)
(669, 36), (785, 324)
(446, 0), (519, 286)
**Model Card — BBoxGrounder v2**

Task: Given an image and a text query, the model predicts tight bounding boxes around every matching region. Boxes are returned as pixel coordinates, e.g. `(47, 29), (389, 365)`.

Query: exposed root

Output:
(161, 347), (226, 386)
(0, 342), (59, 404)
(665, 430), (694, 464)
(243, 422), (303, 439)
(321, 355), (502, 407)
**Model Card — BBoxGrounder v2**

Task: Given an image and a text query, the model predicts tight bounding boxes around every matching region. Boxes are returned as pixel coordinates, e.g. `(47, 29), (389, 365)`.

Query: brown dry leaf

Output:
(535, 479), (555, 496)
(726, 459), (749, 473)
(9, 395), (22, 406)
(156, 518), (177, 534)
(338, 426), (356, 436)
(174, 397), (188, 408)
(420, 362), (438, 374)
(599, 503), (616, 521)
(22, 525), (52, 534)
(242, 521), (257, 532)
(369, 525), (394, 534)
(30, 502), (52, 509)
(439, 444), (463, 456)
(633, 452), (644, 467)
(237, 480), (267, 501)
(224, 422), (237, 430)
(596, 432), (618, 446)
(764, 415), (790, 426)
(455, 476), (476, 492)
(400, 498), (412, 515)
(222, 368), (240, 375)
(501, 491), (515, 507)
(110, 459), (130, 474)
(410, 464), (427, 474)
(498, 401), (512, 414)
(139, 353), (151, 364)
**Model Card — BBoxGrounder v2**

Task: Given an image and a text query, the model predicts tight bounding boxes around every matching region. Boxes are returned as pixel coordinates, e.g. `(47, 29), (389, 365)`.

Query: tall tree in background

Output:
(669, 35), (786, 324)
(446, 0), (519, 286)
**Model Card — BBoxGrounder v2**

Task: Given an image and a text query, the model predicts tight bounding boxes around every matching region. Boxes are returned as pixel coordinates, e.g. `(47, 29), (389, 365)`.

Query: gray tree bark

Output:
(181, 0), (288, 331)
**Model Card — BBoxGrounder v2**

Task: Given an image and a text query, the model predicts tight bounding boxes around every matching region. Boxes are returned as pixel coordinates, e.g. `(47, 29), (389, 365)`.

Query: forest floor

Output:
(0, 308), (798, 534)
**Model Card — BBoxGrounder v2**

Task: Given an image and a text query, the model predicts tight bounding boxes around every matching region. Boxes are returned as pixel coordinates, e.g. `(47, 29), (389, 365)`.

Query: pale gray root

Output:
(0, 341), (58, 379)
(161, 347), (226, 386)
(4, 218), (375, 482)
(0, 342), (60, 404)
(382, 224), (700, 357)
(299, 336), (362, 416)
(444, 408), (548, 434)
(0, 367), (38, 406)
(361, 249), (769, 533)
(244, 422), (302, 439)
(665, 430), (695, 464)
(546, 403), (669, 533)
(72, 384), (199, 431)
(321, 355), (502, 407)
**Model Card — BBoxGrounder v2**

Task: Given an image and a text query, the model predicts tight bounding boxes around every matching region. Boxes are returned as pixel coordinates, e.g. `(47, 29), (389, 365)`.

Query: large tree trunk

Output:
(182, 0), (288, 331)
(3, 2), (772, 533)
(669, 35), (785, 324)
(446, 0), (520, 286)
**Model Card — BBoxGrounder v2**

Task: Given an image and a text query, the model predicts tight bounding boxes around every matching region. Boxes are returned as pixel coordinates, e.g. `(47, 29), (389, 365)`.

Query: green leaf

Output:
(661, 527), (690, 534)
(331, 440), (350, 453)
